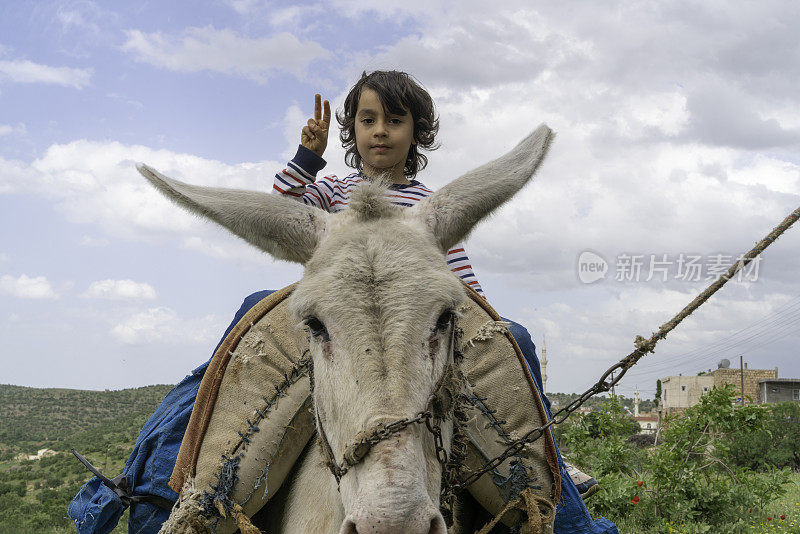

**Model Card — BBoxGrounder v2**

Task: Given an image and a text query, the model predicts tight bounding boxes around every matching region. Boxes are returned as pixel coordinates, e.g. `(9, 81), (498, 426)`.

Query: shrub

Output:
(0, 482), (26, 497)
(725, 401), (800, 470)
(626, 433), (655, 448)
(558, 387), (791, 528)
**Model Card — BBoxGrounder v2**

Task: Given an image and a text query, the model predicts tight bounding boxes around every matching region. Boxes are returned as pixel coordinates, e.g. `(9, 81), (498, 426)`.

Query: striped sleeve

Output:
(273, 145), (333, 210)
(446, 246), (485, 297)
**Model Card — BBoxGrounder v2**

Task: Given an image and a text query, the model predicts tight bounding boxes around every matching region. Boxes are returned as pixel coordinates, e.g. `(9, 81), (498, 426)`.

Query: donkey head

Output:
(137, 124), (553, 534)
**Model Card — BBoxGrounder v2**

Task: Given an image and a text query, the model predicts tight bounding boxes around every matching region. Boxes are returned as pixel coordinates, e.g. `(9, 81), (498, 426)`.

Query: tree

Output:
(654, 379), (662, 406)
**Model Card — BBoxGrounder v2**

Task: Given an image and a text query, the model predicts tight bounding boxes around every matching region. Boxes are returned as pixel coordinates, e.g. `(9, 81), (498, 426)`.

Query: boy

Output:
(272, 71), (484, 296)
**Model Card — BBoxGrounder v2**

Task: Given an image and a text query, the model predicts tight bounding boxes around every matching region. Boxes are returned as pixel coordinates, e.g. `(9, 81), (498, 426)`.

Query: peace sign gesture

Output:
(301, 94), (331, 157)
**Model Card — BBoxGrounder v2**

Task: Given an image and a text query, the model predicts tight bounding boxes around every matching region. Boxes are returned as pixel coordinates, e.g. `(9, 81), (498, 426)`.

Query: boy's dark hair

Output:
(337, 70), (439, 178)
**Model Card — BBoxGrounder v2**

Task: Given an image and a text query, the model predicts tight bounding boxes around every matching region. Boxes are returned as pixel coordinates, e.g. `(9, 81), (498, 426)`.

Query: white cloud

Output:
(0, 122), (26, 137)
(344, 1), (800, 151)
(110, 307), (175, 344)
(110, 306), (226, 345)
(121, 26), (331, 82)
(267, 6), (306, 27)
(78, 235), (109, 247)
(56, 5), (102, 34)
(0, 139), (292, 266)
(0, 274), (58, 299)
(180, 235), (266, 263)
(82, 279), (157, 300)
(0, 155), (39, 194)
(223, 0), (264, 14)
(0, 59), (92, 89)
(105, 92), (144, 110)
(326, 0), (434, 22)
(682, 79), (800, 148)
(280, 103), (306, 160)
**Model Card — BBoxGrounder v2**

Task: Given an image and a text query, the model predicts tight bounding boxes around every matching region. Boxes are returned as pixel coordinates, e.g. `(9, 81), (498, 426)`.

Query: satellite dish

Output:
(718, 358), (731, 369)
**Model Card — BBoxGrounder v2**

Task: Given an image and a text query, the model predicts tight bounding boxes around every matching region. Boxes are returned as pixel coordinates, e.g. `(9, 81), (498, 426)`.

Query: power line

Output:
(567, 296), (800, 394)
(623, 295), (800, 378)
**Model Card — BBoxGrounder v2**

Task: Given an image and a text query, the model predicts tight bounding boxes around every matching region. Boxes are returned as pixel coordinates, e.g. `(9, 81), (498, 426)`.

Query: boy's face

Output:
(354, 87), (415, 183)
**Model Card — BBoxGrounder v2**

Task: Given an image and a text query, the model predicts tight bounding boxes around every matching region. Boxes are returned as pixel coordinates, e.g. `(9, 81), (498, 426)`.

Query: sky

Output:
(1, 1), (799, 399)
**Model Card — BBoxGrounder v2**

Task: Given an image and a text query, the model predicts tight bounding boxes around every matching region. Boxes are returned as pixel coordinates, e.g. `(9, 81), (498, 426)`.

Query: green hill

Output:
(0, 383), (174, 533)
(0, 384), (173, 446)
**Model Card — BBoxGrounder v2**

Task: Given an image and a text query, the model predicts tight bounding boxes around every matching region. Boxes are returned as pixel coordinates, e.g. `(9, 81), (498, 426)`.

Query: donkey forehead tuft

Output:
(348, 177), (403, 221)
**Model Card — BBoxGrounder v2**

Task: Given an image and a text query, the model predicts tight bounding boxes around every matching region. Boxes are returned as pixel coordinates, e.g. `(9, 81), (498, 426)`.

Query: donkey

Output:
(137, 124), (553, 534)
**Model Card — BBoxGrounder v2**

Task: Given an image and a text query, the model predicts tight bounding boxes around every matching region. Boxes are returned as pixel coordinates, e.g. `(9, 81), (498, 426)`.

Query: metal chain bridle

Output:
(309, 314), (467, 524)
(314, 384), (454, 485)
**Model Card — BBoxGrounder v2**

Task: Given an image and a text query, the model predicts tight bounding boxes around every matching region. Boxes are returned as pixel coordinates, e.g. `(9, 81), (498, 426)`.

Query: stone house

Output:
(712, 366), (778, 404)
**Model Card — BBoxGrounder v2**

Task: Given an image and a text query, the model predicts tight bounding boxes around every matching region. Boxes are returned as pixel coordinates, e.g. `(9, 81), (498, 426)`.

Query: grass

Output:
(603, 472), (800, 533)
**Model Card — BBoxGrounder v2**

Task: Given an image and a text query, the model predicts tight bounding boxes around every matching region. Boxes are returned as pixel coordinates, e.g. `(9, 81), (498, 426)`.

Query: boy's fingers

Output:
(314, 94), (321, 122)
(322, 100), (331, 127)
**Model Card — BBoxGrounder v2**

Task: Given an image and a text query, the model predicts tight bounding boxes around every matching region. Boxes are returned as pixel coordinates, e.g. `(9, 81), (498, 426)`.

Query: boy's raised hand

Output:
(301, 94), (331, 157)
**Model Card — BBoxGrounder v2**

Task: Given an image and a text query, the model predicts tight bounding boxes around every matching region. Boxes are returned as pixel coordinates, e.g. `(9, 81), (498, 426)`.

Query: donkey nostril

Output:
(340, 518), (359, 534)
(428, 514), (447, 534)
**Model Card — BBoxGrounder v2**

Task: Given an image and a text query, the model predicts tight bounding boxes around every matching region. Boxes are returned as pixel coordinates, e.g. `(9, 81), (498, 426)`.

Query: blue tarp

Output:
(69, 291), (616, 533)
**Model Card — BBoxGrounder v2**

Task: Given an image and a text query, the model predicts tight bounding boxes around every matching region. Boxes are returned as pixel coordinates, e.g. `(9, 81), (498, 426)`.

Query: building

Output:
(634, 415), (659, 435)
(759, 379), (800, 403)
(712, 365), (778, 403)
(661, 374), (714, 414)
(14, 448), (57, 462)
(661, 363), (779, 414)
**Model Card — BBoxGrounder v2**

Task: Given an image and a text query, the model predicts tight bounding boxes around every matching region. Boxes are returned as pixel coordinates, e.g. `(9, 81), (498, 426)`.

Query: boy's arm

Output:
(446, 246), (485, 297)
(273, 145), (333, 210)
(273, 93), (334, 210)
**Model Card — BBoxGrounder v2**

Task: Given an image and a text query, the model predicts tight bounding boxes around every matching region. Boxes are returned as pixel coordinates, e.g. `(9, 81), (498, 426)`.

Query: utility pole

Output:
(740, 355), (745, 406)
(611, 371), (616, 398)
(634, 386), (640, 417)
(654, 405), (663, 446)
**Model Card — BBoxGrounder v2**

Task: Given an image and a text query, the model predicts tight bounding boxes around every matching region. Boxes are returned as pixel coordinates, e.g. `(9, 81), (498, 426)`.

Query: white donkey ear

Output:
(412, 124), (554, 253)
(137, 163), (327, 265)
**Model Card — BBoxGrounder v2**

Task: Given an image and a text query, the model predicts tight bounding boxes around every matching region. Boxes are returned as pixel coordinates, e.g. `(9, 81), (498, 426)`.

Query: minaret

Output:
(634, 386), (640, 417)
(540, 334), (548, 394)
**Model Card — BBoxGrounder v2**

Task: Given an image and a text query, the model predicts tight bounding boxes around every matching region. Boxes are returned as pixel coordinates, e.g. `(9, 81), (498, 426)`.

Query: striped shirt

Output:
(273, 145), (485, 296)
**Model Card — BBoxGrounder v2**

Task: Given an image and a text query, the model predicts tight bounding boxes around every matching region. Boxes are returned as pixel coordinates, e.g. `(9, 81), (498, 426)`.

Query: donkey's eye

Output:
(303, 316), (329, 341)
(435, 309), (454, 333)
